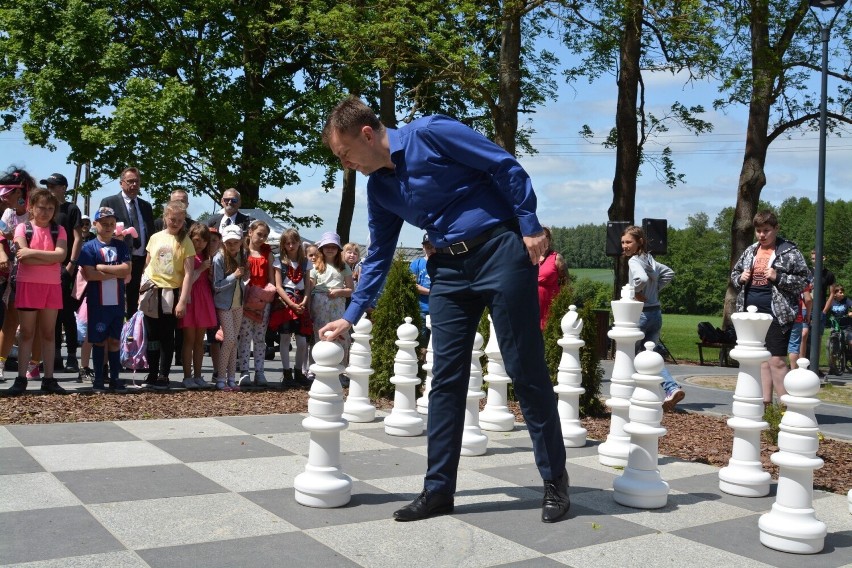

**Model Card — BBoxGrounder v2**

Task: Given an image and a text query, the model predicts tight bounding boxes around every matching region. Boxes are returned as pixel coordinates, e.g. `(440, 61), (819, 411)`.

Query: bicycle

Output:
(826, 315), (852, 375)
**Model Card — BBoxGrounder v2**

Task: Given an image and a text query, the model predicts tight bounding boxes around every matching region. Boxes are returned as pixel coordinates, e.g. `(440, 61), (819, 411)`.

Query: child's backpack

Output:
(120, 310), (148, 370)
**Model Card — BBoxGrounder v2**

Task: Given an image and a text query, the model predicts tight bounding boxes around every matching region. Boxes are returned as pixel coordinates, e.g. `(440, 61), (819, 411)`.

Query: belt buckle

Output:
(448, 241), (469, 255)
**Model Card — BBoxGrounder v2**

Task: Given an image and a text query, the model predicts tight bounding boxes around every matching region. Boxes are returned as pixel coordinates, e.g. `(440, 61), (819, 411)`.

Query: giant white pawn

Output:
(384, 317), (425, 437)
(613, 342), (669, 508)
(480, 315), (515, 432)
(343, 316), (376, 423)
(719, 306), (772, 497)
(461, 332), (488, 456)
(294, 335), (352, 508)
(416, 315), (433, 415)
(759, 359), (827, 554)
(555, 305), (587, 447)
(599, 284), (643, 467)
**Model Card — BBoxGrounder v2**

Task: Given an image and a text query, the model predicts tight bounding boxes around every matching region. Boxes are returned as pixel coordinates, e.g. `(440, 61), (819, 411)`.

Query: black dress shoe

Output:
(393, 490), (454, 522)
(541, 470), (571, 523)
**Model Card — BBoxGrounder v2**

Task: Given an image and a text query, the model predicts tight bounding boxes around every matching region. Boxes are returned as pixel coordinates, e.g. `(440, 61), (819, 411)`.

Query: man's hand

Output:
(319, 318), (351, 341)
(523, 231), (547, 264)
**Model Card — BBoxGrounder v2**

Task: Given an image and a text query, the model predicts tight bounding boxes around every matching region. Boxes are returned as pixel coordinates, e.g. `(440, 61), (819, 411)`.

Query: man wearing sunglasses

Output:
(209, 189), (251, 234)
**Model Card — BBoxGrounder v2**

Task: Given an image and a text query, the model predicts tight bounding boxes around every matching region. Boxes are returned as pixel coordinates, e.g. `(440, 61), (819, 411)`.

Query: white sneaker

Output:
(182, 377), (198, 389)
(238, 374), (252, 387)
(194, 377), (211, 389)
(663, 387), (685, 412)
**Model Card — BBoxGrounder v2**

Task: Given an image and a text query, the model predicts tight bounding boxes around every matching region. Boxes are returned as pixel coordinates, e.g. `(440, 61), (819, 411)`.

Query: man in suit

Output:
(208, 188), (251, 234)
(99, 167), (155, 319)
(154, 189), (194, 232)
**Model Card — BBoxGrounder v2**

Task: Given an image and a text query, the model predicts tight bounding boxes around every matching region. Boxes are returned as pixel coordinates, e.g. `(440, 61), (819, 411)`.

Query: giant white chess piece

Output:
(613, 342), (669, 508)
(759, 359), (827, 554)
(719, 306), (772, 497)
(416, 316), (433, 415)
(480, 315), (515, 432)
(384, 317), (425, 437)
(343, 316), (376, 423)
(555, 305), (587, 447)
(461, 332), (488, 455)
(294, 334), (352, 508)
(598, 285), (643, 466)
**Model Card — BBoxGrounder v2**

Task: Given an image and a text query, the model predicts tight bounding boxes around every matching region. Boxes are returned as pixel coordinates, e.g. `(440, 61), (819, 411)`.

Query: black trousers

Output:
(126, 256), (146, 319)
(55, 266), (79, 358)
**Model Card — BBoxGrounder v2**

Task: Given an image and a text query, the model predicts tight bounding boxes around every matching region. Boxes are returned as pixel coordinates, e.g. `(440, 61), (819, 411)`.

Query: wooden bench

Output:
(696, 341), (736, 367)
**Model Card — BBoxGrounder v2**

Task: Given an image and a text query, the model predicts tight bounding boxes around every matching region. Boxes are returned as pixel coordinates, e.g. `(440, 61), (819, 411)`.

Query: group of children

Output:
(0, 170), (362, 395)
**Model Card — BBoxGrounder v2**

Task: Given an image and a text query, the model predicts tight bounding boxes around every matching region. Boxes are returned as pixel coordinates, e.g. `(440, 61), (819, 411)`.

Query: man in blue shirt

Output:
(320, 97), (569, 523)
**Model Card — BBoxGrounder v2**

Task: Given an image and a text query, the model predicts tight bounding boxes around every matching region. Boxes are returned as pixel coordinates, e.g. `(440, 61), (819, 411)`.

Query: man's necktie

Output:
(225, 218), (232, 227)
(129, 199), (142, 250)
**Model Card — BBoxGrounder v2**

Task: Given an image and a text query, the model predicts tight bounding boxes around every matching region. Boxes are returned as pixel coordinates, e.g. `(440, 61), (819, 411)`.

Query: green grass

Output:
(662, 313), (828, 368)
(571, 268), (614, 283)
(660, 314), (723, 363)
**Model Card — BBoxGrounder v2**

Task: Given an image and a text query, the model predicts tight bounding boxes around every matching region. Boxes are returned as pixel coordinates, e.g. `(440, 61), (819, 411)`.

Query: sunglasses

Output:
(223, 198), (238, 204)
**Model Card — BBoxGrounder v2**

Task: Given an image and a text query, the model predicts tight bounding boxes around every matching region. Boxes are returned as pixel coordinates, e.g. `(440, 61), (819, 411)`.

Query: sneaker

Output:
(152, 377), (171, 391)
(194, 377), (211, 389)
(65, 357), (80, 373)
(238, 374), (252, 387)
(216, 380), (227, 391)
(182, 377), (199, 390)
(254, 371), (268, 387)
(91, 384), (109, 394)
(109, 380), (128, 394)
(26, 361), (40, 380)
(663, 387), (685, 412)
(79, 367), (95, 384)
(227, 378), (239, 391)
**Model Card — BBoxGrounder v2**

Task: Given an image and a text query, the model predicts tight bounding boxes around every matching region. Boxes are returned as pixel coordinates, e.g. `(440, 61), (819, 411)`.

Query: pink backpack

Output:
(120, 310), (148, 370)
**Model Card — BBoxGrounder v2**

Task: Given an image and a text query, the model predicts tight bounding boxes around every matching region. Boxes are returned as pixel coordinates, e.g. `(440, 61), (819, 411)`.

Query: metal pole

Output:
(808, 25), (829, 373)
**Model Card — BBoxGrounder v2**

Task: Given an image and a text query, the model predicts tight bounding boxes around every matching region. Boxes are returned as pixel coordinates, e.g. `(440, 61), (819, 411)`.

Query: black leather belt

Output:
(434, 219), (519, 256)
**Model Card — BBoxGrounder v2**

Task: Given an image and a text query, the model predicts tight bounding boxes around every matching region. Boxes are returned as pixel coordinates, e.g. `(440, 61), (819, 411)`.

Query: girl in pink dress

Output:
(537, 226), (567, 330)
(179, 223), (218, 388)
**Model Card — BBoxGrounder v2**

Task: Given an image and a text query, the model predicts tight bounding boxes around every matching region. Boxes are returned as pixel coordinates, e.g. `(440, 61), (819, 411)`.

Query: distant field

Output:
(571, 268), (613, 283)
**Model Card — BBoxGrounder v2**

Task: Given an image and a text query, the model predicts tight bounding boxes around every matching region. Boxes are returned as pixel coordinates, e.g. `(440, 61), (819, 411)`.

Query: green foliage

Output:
(577, 302), (606, 417)
(368, 256), (422, 399)
(763, 403), (784, 445)
(544, 285), (574, 383)
(550, 224), (610, 269)
(571, 278), (611, 310)
(541, 285), (605, 417)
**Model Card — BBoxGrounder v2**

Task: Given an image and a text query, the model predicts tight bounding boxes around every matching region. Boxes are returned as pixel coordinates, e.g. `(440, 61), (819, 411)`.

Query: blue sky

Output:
(1, 66), (848, 249)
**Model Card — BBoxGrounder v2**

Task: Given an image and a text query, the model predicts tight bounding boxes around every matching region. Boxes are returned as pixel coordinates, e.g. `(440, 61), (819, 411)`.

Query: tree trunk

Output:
(609, 0), (643, 298)
(493, 11), (521, 155)
(722, 5), (773, 327)
(336, 168), (356, 243)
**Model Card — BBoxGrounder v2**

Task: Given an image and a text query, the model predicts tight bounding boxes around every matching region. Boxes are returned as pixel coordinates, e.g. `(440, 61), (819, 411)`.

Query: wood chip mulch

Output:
(0, 390), (848, 495)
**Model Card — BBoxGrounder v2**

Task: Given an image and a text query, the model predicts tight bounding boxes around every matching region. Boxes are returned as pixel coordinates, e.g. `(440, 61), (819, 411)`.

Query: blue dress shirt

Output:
(343, 114), (543, 324)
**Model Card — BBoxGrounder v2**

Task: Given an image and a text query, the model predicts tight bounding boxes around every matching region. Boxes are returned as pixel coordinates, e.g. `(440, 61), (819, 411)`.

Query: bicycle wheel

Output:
(827, 334), (843, 375)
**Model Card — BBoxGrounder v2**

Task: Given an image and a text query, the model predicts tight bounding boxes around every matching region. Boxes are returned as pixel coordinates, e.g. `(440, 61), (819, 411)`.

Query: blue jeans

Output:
(425, 229), (566, 494)
(637, 308), (679, 393)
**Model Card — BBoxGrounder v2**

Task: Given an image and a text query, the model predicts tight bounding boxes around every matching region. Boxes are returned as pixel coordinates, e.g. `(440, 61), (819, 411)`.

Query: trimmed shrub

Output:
(368, 255), (423, 399)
